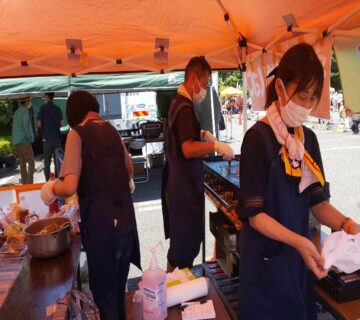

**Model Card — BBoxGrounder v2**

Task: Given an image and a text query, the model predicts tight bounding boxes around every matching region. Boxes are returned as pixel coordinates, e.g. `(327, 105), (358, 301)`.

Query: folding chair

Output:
(128, 139), (149, 183)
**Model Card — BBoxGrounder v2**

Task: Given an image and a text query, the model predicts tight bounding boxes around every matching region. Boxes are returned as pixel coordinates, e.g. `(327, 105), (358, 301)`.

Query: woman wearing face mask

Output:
(236, 43), (360, 320)
(40, 91), (141, 320)
(161, 56), (234, 272)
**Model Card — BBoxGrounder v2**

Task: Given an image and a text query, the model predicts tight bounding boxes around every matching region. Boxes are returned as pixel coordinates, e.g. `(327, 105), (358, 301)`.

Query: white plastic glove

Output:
(214, 141), (235, 161)
(40, 180), (57, 205)
(129, 178), (135, 193)
(203, 130), (217, 142)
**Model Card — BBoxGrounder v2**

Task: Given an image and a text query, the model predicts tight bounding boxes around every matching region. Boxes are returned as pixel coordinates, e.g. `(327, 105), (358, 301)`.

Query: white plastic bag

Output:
(321, 231), (360, 274)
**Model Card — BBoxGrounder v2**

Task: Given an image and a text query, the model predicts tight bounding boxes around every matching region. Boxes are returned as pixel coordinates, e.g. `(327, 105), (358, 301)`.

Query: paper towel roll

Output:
(166, 277), (208, 308)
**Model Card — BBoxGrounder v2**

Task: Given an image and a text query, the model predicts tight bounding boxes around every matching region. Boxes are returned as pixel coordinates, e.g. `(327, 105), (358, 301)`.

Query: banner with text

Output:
(246, 34), (333, 119)
(334, 28), (360, 113)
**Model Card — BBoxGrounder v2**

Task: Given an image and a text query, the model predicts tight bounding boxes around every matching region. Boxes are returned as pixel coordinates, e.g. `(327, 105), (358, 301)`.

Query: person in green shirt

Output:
(12, 94), (35, 184)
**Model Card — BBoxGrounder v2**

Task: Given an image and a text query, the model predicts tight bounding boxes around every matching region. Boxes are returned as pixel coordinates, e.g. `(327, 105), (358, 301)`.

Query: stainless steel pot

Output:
(23, 216), (71, 258)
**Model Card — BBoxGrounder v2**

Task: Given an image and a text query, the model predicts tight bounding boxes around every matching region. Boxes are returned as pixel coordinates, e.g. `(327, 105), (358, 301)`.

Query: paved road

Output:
(1, 119), (360, 279)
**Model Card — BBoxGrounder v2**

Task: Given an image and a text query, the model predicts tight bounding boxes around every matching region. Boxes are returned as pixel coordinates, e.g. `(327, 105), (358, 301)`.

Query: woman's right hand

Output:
(294, 237), (327, 279)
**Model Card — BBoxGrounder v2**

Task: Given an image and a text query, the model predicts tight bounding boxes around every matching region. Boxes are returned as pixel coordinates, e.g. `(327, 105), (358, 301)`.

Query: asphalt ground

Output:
(1, 116), (359, 279)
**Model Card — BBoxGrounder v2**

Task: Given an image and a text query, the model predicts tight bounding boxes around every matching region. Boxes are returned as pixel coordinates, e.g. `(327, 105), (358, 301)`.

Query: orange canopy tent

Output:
(0, 0), (358, 77)
(0, 1), (359, 120)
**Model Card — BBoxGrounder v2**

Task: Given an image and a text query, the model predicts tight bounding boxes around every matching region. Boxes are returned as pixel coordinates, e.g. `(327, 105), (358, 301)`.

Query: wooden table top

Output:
(0, 235), (81, 320)
(312, 231), (360, 320)
(125, 277), (230, 319)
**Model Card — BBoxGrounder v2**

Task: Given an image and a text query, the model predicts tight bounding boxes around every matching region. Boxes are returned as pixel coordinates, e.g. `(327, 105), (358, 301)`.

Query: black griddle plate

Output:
(203, 155), (240, 189)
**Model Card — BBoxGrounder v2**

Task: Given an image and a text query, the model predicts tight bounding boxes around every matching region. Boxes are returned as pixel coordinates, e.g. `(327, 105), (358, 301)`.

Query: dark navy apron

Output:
(162, 95), (204, 267)
(238, 121), (316, 320)
(75, 119), (141, 320)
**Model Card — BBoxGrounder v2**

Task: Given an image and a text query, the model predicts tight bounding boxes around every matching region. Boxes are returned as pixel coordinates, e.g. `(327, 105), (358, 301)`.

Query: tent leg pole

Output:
(243, 72), (248, 135)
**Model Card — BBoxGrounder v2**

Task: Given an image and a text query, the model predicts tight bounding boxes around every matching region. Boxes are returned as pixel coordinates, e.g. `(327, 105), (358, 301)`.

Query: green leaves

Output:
(0, 136), (16, 156)
(0, 99), (12, 130)
(218, 71), (242, 93)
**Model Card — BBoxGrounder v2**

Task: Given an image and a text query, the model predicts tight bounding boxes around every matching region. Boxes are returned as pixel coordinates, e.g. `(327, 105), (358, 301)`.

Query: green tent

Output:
(0, 72), (221, 137)
(0, 72), (185, 98)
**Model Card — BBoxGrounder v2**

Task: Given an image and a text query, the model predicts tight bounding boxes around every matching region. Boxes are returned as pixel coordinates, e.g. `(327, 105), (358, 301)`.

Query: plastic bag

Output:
(49, 289), (100, 320)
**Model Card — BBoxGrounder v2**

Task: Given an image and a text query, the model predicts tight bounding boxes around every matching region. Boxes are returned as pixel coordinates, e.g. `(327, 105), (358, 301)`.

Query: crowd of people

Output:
(222, 97), (244, 115)
(219, 88), (360, 135)
(8, 43), (360, 320)
(11, 92), (63, 185)
(318, 90), (360, 134)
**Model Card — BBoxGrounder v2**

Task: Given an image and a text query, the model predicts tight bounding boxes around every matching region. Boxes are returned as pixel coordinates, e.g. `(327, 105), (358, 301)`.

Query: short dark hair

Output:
(45, 92), (55, 100)
(66, 91), (99, 128)
(230, 99), (235, 103)
(265, 43), (324, 109)
(184, 56), (211, 81)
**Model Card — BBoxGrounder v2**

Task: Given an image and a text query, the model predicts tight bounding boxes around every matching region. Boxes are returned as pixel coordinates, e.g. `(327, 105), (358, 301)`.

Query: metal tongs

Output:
(227, 160), (232, 173)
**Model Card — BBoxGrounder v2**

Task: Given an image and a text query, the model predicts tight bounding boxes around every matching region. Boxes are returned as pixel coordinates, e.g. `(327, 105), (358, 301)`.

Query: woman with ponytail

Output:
(236, 43), (360, 320)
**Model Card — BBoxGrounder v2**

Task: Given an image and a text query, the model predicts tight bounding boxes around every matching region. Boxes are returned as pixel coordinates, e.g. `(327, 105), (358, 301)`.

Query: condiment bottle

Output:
(49, 173), (58, 214)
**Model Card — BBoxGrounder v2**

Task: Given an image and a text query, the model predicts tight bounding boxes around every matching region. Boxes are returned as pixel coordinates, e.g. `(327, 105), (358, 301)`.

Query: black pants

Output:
(351, 120), (360, 134)
(43, 139), (61, 181)
(87, 230), (134, 320)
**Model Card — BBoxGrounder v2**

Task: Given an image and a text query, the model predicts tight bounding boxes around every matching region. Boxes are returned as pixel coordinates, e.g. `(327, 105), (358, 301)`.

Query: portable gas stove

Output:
(318, 267), (360, 302)
(203, 155), (241, 277)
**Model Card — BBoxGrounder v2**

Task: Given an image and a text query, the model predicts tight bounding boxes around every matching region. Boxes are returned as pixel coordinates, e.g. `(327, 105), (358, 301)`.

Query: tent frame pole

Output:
(263, 30), (289, 52)
(76, 61), (117, 76)
(328, 5), (360, 33)
(292, 27), (320, 34)
(242, 72), (248, 134)
(333, 30), (360, 38)
(29, 63), (69, 76)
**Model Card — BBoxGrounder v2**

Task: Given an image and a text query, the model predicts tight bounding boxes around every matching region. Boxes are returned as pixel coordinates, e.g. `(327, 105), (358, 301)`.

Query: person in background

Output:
(162, 56), (234, 272)
(227, 98), (237, 114)
(28, 100), (37, 144)
(40, 91), (141, 320)
(348, 107), (360, 135)
(236, 96), (243, 125)
(222, 99), (230, 112)
(338, 103), (346, 125)
(37, 92), (63, 180)
(344, 105), (353, 130)
(236, 43), (360, 320)
(12, 94), (35, 184)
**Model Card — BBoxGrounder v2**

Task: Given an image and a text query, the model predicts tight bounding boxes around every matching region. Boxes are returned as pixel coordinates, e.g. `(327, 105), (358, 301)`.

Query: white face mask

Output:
(279, 81), (313, 127)
(192, 76), (207, 104)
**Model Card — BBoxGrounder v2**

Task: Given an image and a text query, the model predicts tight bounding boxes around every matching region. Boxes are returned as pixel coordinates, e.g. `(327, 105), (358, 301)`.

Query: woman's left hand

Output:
(40, 180), (57, 205)
(294, 237), (328, 279)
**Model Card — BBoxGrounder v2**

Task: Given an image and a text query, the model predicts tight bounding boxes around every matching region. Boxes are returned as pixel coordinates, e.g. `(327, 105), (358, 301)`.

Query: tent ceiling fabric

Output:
(0, 0), (359, 77)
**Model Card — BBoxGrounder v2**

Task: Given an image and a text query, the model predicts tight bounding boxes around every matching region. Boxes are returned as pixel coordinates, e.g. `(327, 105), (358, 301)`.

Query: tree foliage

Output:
(0, 99), (16, 157)
(218, 70), (242, 93)
(331, 51), (341, 91)
(0, 99), (12, 131)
